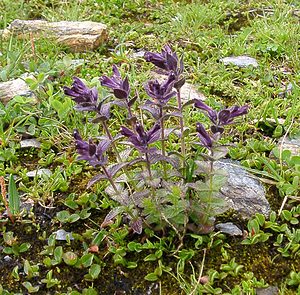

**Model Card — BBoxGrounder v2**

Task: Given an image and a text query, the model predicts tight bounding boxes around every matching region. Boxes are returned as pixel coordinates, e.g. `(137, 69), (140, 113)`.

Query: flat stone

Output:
(3, 20), (108, 52)
(54, 229), (74, 241)
(20, 138), (41, 149)
(215, 222), (243, 236)
(215, 159), (270, 219)
(26, 169), (52, 178)
(130, 50), (146, 59)
(220, 56), (258, 68)
(256, 286), (279, 295)
(0, 77), (33, 105)
(278, 136), (300, 156)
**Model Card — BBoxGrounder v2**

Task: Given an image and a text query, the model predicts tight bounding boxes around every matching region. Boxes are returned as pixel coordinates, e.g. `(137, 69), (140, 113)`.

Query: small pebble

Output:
(220, 55), (258, 68)
(26, 169), (52, 178)
(54, 229), (74, 241)
(20, 138), (41, 149)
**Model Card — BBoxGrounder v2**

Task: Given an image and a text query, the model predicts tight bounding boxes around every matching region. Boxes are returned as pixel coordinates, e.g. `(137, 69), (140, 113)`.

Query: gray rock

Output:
(130, 50), (146, 59)
(278, 136), (300, 156)
(0, 77), (34, 105)
(20, 138), (41, 149)
(220, 56), (258, 68)
(3, 255), (13, 262)
(3, 19), (108, 52)
(256, 286), (279, 295)
(215, 222), (243, 236)
(26, 169), (52, 178)
(54, 229), (74, 241)
(215, 159), (270, 219)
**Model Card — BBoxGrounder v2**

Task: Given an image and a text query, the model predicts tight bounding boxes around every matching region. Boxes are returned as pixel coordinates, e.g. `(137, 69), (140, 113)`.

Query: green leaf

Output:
(62, 251), (78, 266)
(8, 174), (20, 215)
(126, 261), (138, 269)
(69, 213), (80, 223)
(11, 266), (19, 280)
(255, 213), (265, 226)
(89, 264), (101, 279)
(144, 272), (159, 281)
(19, 243), (31, 253)
(56, 210), (70, 223)
(144, 253), (157, 262)
(80, 253), (94, 268)
(22, 281), (39, 293)
(54, 246), (63, 263)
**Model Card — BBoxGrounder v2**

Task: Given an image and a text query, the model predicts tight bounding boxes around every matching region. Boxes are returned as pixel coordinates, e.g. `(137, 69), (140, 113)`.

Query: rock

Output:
(20, 198), (34, 213)
(220, 56), (258, 68)
(278, 82), (293, 97)
(215, 222), (243, 236)
(180, 81), (206, 102)
(0, 77), (33, 105)
(26, 169), (52, 178)
(20, 138), (41, 149)
(3, 20), (108, 52)
(130, 50), (146, 59)
(256, 286), (279, 295)
(278, 136), (300, 156)
(54, 229), (74, 241)
(3, 256), (13, 262)
(215, 159), (270, 219)
(152, 72), (206, 102)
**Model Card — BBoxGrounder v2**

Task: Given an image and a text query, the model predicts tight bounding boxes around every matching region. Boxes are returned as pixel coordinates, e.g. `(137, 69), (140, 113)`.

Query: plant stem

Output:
(102, 121), (122, 163)
(102, 166), (119, 195)
(176, 90), (186, 165)
(145, 151), (153, 180)
(206, 151), (214, 225)
(159, 106), (167, 178)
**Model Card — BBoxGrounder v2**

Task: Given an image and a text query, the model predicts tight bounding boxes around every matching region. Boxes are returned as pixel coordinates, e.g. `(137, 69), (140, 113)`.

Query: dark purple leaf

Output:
(130, 217), (143, 234)
(107, 162), (129, 178)
(101, 207), (124, 228)
(141, 103), (160, 120)
(149, 153), (179, 168)
(87, 173), (108, 189)
(130, 190), (150, 206)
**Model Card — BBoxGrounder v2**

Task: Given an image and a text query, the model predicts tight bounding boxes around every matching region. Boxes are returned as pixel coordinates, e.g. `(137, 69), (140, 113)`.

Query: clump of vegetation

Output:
(64, 45), (248, 242)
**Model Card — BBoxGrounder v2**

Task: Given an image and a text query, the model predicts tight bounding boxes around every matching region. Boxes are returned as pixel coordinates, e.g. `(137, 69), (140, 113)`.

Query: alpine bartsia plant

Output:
(64, 44), (249, 242)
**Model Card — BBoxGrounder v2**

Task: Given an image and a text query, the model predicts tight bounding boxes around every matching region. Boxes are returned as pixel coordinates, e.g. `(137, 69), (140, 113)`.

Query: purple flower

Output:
(120, 122), (161, 153)
(100, 65), (130, 99)
(64, 77), (98, 112)
(145, 45), (183, 74)
(145, 73), (176, 106)
(196, 123), (213, 149)
(74, 130), (111, 167)
(144, 45), (185, 89)
(194, 99), (249, 133)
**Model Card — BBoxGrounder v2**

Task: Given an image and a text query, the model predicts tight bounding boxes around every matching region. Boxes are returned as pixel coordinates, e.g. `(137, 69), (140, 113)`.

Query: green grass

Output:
(0, 0), (299, 294)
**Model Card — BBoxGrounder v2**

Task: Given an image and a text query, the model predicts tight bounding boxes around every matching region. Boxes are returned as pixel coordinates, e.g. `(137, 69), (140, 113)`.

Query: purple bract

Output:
(100, 65), (130, 100)
(63, 77), (98, 112)
(120, 122), (161, 153)
(74, 130), (110, 167)
(145, 73), (176, 106)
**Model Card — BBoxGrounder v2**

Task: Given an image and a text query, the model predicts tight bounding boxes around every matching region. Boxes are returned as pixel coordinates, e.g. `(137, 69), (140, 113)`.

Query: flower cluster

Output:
(63, 77), (98, 112)
(195, 99), (249, 149)
(73, 130), (110, 167)
(100, 65), (130, 100)
(144, 45), (185, 90)
(121, 122), (161, 153)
